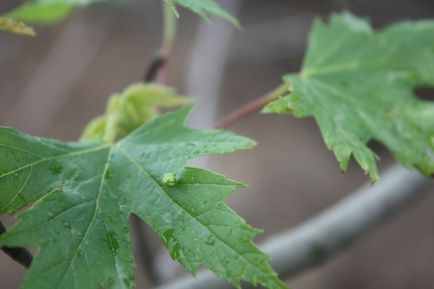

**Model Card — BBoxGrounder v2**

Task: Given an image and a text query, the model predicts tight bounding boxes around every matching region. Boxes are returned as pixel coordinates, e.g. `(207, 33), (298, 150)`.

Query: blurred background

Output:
(1, 0), (434, 288)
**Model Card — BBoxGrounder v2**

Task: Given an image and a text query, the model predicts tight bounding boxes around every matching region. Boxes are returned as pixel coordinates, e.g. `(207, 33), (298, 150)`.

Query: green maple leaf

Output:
(264, 13), (434, 181)
(0, 106), (287, 289)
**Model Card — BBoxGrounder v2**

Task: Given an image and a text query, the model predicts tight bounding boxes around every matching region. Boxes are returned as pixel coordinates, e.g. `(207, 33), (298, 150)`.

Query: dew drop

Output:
(161, 229), (175, 245)
(204, 235), (215, 245)
(170, 243), (181, 260)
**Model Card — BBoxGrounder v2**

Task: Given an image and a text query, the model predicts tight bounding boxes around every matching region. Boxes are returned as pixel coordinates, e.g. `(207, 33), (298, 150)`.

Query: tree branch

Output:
(214, 84), (288, 129)
(144, 54), (167, 83)
(0, 221), (33, 268)
(131, 215), (161, 285)
(154, 165), (432, 289)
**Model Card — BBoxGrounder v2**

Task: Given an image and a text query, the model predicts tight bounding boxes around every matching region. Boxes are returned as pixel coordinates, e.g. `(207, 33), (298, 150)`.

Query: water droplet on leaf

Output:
(204, 235), (215, 245)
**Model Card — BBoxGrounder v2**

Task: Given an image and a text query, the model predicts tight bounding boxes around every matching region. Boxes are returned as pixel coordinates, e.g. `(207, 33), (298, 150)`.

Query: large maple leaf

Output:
(265, 13), (434, 181)
(0, 107), (287, 289)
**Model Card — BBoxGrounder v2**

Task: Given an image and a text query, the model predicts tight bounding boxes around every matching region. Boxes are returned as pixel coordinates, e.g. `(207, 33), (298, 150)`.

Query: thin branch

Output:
(154, 165), (432, 289)
(131, 215), (161, 285)
(144, 4), (177, 84)
(144, 54), (167, 83)
(214, 84), (289, 129)
(0, 221), (33, 268)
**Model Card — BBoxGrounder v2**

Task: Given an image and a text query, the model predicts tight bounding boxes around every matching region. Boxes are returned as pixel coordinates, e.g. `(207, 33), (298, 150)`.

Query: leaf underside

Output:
(0, 107), (286, 289)
(265, 13), (434, 181)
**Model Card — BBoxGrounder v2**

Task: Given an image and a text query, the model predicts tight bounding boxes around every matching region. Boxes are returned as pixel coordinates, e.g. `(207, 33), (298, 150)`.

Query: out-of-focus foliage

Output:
(0, 17), (35, 36)
(164, 0), (239, 26)
(4, 0), (237, 27)
(6, 3), (73, 24)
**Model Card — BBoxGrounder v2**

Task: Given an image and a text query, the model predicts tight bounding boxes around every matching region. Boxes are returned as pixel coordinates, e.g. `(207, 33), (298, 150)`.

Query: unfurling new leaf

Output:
(81, 83), (190, 143)
(0, 105), (287, 289)
(265, 13), (434, 181)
